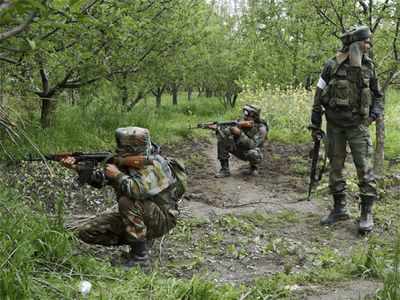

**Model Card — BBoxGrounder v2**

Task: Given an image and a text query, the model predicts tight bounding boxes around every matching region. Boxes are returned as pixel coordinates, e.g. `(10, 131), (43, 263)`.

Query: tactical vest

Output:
(321, 58), (372, 126)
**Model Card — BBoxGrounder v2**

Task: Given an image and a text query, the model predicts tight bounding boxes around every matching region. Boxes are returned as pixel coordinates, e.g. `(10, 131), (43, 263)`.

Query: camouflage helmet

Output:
(115, 127), (151, 155)
(340, 25), (371, 46)
(243, 104), (261, 119)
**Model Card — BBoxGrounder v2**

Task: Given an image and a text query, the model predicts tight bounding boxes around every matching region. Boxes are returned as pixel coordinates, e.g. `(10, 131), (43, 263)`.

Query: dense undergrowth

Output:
(1, 89), (400, 299)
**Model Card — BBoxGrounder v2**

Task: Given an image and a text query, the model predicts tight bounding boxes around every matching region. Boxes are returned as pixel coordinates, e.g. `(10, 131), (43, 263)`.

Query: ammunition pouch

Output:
(322, 62), (371, 120)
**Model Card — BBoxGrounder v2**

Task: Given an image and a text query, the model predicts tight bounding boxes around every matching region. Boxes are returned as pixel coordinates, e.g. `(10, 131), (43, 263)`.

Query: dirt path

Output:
(182, 140), (320, 218)
(158, 139), (382, 299)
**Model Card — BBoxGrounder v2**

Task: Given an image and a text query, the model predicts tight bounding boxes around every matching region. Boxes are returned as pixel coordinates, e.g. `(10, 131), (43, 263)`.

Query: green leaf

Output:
(27, 39), (36, 50)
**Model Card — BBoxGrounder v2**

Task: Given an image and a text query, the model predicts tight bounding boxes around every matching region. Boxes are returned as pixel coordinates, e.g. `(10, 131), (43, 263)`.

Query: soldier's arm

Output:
(235, 125), (267, 149)
(369, 66), (384, 121)
(113, 172), (146, 197)
(111, 161), (171, 199)
(253, 125), (268, 147)
(310, 60), (334, 129)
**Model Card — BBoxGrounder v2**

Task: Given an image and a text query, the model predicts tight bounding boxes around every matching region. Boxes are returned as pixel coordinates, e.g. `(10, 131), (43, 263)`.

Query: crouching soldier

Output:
(60, 127), (187, 268)
(215, 104), (268, 177)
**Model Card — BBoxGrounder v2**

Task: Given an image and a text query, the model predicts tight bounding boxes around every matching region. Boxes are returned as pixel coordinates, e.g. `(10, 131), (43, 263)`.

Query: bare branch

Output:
(372, 0), (390, 33)
(0, 53), (18, 64)
(312, 2), (340, 36)
(328, 0), (345, 32)
(39, 69), (49, 95)
(393, 16), (400, 61)
(0, 12), (36, 42)
(358, 0), (368, 14)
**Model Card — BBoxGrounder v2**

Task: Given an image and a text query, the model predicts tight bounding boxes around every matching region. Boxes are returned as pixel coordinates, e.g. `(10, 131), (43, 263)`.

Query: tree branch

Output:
(372, 0), (390, 33)
(0, 12), (36, 42)
(393, 16), (400, 62)
(0, 53), (18, 64)
(313, 3), (340, 37)
(328, 0), (345, 32)
(39, 68), (49, 95)
(358, 0), (368, 14)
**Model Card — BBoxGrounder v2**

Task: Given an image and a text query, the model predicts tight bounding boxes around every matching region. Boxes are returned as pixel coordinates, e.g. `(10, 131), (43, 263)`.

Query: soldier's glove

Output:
(308, 124), (323, 141)
(230, 126), (241, 137)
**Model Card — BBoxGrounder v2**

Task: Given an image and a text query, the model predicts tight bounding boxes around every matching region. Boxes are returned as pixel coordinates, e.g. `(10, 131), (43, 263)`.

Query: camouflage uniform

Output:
(217, 123), (267, 166)
(310, 26), (383, 232)
(71, 127), (186, 267)
(77, 153), (180, 245)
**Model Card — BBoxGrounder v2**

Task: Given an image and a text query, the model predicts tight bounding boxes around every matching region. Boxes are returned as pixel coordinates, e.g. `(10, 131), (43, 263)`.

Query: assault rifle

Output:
(306, 129), (327, 201)
(196, 120), (254, 130)
(24, 151), (155, 170)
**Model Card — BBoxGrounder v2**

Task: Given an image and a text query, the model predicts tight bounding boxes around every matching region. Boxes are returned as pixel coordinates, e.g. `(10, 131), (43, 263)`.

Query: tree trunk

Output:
(172, 84), (178, 105)
(121, 84), (128, 106)
(205, 87), (213, 98)
(127, 91), (144, 111)
(374, 115), (385, 177)
(40, 97), (57, 128)
(187, 87), (192, 101)
(156, 94), (161, 108)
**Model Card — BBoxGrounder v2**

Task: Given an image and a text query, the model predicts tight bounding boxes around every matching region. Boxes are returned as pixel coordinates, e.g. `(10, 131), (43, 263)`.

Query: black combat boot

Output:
(215, 159), (230, 178)
(320, 194), (350, 225)
(124, 240), (150, 269)
(358, 196), (374, 234)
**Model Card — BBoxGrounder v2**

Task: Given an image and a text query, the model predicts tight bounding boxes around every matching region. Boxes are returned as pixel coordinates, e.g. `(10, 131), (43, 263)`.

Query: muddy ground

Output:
(4, 138), (390, 299)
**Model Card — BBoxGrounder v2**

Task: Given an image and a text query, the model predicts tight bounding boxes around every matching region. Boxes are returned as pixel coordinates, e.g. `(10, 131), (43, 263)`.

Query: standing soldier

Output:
(213, 104), (268, 177)
(60, 127), (187, 268)
(309, 26), (383, 233)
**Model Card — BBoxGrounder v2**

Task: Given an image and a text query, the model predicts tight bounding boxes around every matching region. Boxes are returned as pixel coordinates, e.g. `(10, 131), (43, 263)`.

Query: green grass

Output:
(3, 95), (240, 158)
(0, 186), (248, 299)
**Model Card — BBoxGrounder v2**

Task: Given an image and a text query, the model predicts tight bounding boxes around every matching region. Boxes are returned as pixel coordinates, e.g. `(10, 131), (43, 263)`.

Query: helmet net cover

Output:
(340, 25), (371, 46)
(115, 127), (152, 155)
(243, 104), (261, 118)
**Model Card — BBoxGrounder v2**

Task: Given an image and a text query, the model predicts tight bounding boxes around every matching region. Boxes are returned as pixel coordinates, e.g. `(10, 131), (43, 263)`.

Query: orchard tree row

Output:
(0, 0), (399, 129)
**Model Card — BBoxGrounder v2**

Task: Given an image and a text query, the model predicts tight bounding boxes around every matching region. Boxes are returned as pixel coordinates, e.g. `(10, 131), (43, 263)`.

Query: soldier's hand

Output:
(207, 124), (217, 130)
(60, 156), (77, 169)
(105, 164), (121, 179)
(230, 126), (241, 137)
(311, 129), (323, 141)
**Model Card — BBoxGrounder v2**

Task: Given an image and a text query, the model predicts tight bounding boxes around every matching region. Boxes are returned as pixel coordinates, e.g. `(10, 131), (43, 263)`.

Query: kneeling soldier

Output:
(61, 127), (187, 268)
(215, 105), (268, 177)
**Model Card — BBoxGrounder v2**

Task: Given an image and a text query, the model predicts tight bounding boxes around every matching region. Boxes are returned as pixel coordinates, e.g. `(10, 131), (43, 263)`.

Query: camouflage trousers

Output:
(327, 122), (377, 198)
(217, 132), (263, 165)
(77, 196), (177, 246)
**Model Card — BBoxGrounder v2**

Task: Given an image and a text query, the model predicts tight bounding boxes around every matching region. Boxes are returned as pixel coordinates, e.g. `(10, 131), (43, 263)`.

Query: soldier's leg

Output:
(77, 212), (126, 246)
(216, 127), (234, 177)
(118, 196), (150, 268)
(241, 148), (263, 176)
(347, 124), (376, 233)
(118, 196), (177, 268)
(321, 123), (350, 225)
